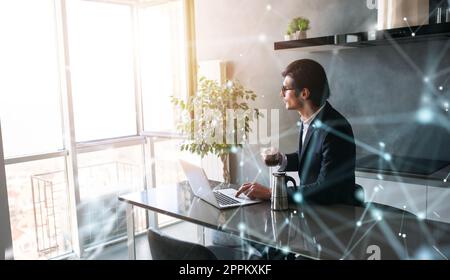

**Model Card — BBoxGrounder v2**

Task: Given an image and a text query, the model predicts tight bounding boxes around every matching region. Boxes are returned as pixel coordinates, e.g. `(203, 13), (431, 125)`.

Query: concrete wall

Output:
(194, 0), (449, 186)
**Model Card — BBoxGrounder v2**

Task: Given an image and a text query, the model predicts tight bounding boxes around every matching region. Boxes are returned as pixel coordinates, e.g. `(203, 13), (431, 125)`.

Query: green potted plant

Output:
(297, 17), (310, 39)
(171, 77), (261, 183)
(285, 17), (310, 40)
(285, 19), (298, 40)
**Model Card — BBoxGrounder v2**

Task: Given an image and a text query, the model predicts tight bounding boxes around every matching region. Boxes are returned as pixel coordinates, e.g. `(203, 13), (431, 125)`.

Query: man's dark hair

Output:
(282, 59), (330, 106)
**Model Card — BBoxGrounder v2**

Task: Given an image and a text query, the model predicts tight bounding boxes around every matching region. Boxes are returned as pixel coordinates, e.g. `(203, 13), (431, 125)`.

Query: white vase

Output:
(284, 34), (292, 41)
(295, 30), (307, 40)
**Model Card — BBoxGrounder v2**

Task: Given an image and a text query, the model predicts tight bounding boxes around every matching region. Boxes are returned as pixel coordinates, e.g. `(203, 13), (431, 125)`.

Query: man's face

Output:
(280, 76), (303, 110)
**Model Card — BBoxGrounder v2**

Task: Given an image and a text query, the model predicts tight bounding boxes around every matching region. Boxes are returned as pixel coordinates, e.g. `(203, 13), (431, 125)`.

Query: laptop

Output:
(179, 160), (262, 209)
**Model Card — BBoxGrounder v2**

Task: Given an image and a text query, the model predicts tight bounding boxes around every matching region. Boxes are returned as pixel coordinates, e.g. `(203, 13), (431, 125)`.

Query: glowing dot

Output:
(296, 121), (302, 127)
(293, 210), (297, 214)
(379, 142), (385, 148)
(415, 247), (433, 260)
(262, 95), (265, 98)
(355, 189), (365, 201)
(281, 246), (290, 254)
(293, 192), (303, 203)
(377, 215), (382, 221)
(411, 33), (415, 37)
(444, 179), (448, 183)
(356, 221), (362, 227)
(377, 174), (384, 180)
(238, 222), (246, 231)
(424, 77), (429, 83)
(239, 161), (244, 167)
(383, 153), (392, 161)
(239, 53), (243, 57)
(227, 81), (234, 88)
(402, 234), (407, 238)
(230, 146), (238, 153)
(315, 120), (323, 128)
(258, 33), (267, 42)
(266, 4), (272, 11)
(398, 232), (402, 236)
(439, 86), (444, 91)
(374, 186), (379, 192)
(403, 17), (407, 21)
(403, 205), (407, 209)
(416, 108), (434, 123)
(417, 212), (425, 220)
(258, 169), (262, 173)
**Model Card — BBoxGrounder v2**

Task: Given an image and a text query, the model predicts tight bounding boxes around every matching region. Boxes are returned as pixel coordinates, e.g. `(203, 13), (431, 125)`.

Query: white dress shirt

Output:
(278, 104), (326, 171)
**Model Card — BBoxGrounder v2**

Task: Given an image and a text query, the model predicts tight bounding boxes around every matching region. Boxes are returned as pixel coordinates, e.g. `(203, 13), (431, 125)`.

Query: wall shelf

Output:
(274, 22), (450, 52)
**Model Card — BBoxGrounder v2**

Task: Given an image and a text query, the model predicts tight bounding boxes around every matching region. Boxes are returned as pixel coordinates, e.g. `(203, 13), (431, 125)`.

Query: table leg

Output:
(126, 204), (136, 260)
(197, 225), (205, 245)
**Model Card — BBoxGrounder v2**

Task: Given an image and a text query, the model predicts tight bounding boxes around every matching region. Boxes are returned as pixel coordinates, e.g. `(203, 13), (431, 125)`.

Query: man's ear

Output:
(300, 88), (310, 100)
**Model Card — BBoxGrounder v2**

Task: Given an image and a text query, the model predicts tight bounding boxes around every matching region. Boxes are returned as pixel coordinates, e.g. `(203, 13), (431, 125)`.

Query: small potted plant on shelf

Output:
(285, 19), (298, 40)
(296, 17), (310, 39)
(285, 17), (310, 40)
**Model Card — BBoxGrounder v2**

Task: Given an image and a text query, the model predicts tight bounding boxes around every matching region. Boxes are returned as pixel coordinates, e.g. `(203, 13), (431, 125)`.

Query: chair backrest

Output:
(147, 228), (218, 260)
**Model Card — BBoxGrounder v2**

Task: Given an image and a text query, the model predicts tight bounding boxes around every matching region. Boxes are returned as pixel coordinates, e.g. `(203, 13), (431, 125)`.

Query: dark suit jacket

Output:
(281, 102), (358, 205)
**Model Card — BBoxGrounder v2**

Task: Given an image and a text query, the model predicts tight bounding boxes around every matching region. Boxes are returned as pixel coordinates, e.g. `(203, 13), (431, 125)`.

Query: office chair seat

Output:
(147, 228), (262, 260)
(148, 228), (218, 260)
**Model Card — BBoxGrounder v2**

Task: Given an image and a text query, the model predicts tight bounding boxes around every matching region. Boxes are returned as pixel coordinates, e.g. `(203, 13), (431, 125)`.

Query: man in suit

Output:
(236, 59), (359, 205)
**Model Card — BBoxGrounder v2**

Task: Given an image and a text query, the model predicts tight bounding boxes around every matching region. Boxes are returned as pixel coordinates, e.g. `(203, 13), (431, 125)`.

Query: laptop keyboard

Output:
(214, 191), (240, 206)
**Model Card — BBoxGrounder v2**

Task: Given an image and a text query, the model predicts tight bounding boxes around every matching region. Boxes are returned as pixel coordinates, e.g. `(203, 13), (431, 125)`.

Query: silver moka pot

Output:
(271, 172), (296, 211)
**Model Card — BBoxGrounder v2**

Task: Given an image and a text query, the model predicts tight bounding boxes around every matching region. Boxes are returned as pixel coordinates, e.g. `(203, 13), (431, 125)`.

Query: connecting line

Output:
(317, 121), (388, 158)
(383, 32), (424, 77)
(403, 236), (409, 260)
(402, 18), (415, 36)
(398, 211), (405, 236)
(444, 172), (450, 183)
(342, 220), (372, 257)
(341, 221), (379, 260)
(302, 208), (348, 254)
(377, 220), (412, 258)
(433, 245), (449, 260)
(405, 4), (439, 36)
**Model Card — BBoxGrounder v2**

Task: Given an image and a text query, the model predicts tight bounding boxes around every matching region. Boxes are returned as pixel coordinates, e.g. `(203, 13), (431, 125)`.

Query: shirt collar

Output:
(301, 103), (326, 126)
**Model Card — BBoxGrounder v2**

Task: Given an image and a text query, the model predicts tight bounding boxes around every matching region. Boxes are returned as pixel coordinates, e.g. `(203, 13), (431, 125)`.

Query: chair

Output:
(147, 228), (262, 260)
(148, 228), (217, 260)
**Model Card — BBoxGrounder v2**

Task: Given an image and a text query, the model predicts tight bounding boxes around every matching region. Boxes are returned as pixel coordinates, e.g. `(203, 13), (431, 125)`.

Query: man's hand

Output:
(235, 182), (271, 200)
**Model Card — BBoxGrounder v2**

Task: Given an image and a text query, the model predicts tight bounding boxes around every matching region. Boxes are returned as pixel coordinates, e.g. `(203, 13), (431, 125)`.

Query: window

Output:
(77, 145), (146, 249)
(66, 0), (137, 141)
(0, 0), (195, 259)
(5, 158), (72, 260)
(140, 1), (188, 133)
(0, 0), (63, 158)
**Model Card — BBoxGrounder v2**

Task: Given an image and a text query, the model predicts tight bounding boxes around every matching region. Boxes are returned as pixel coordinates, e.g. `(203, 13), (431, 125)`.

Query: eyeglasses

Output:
(281, 86), (295, 93)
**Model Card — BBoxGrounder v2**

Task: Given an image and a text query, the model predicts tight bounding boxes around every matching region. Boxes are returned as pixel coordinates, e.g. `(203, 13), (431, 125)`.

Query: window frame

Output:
(0, 0), (196, 260)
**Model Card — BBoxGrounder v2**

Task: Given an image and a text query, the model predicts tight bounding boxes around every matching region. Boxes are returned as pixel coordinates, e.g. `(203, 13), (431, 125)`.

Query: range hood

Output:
(274, 22), (450, 52)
